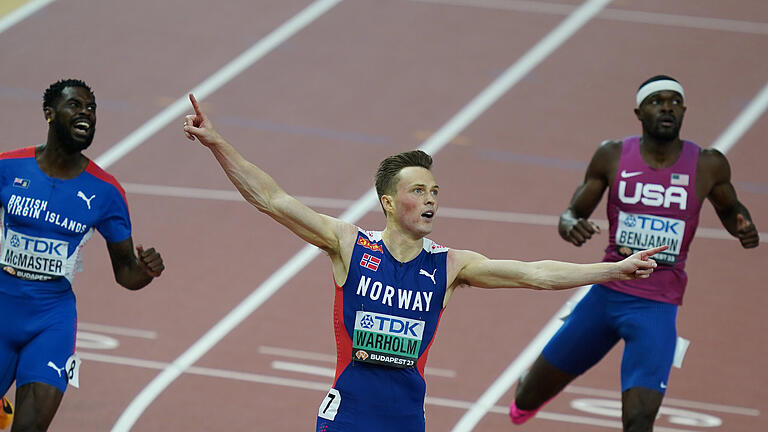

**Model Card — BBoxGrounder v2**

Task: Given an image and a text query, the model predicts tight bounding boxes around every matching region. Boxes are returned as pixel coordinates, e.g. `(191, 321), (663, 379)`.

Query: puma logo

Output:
(77, 191), (95, 209)
(419, 268), (436, 285)
(47, 361), (66, 377)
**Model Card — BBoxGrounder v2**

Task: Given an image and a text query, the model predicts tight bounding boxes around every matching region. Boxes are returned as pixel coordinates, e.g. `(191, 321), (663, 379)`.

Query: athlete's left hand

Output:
(616, 245), (668, 279)
(136, 245), (164, 277)
(735, 214), (759, 248)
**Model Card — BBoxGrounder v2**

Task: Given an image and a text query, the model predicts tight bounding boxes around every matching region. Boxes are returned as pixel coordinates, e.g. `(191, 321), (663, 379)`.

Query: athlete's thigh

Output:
(617, 299), (677, 393)
(0, 291), (28, 395)
(14, 381), (64, 431)
(542, 285), (620, 375)
(0, 338), (19, 396)
(16, 295), (76, 394)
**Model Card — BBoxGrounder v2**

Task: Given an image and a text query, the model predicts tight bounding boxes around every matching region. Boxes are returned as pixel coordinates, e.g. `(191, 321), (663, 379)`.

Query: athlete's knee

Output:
(13, 382), (63, 432)
(622, 410), (657, 432)
(514, 357), (573, 410)
(621, 388), (662, 432)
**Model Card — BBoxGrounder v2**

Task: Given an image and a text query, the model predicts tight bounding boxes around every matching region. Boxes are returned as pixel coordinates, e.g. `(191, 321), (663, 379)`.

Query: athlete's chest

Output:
(1, 169), (103, 235)
(349, 249), (445, 315)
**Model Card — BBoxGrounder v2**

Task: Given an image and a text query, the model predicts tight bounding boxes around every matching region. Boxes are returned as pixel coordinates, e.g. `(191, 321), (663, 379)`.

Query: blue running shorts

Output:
(542, 284), (677, 393)
(0, 290), (77, 394)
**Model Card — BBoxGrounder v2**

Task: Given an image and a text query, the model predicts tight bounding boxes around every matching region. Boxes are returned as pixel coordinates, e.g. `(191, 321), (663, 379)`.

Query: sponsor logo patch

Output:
(615, 211), (685, 265)
(13, 178), (29, 188)
(357, 237), (383, 253)
(352, 311), (424, 368)
(0, 228), (68, 280)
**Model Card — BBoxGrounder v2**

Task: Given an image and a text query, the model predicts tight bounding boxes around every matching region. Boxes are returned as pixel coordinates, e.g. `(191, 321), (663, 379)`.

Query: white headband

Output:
(635, 80), (684, 107)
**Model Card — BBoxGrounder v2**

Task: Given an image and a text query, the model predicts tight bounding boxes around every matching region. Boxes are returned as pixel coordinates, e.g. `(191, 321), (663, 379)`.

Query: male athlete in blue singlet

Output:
(0, 79), (165, 431)
(183, 94), (667, 431)
(511, 76), (759, 432)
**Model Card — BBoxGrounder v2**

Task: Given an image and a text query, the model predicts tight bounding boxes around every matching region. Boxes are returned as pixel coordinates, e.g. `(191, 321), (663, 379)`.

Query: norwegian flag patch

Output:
(360, 253), (381, 271)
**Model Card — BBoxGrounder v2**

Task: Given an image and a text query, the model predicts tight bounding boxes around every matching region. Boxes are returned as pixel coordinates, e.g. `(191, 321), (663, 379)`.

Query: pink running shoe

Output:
(509, 400), (539, 425)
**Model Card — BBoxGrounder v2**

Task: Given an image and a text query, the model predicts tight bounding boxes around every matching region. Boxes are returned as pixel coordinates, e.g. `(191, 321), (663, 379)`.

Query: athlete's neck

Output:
(381, 228), (423, 263)
(36, 144), (89, 179)
(639, 136), (683, 169)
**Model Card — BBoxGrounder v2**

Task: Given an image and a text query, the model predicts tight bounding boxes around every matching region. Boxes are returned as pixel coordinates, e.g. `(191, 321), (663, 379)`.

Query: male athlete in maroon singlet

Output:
(511, 75), (759, 432)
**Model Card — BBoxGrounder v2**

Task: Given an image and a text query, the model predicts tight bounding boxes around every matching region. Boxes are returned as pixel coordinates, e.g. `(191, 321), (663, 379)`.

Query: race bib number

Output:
(318, 388), (341, 421)
(66, 354), (81, 388)
(0, 228), (68, 281)
(352, 311), (424, 369)
(615, 211), (684, 265)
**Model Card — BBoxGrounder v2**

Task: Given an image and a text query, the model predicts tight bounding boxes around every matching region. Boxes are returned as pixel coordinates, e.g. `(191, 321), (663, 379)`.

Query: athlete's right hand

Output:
(183, 93), (224, 147)
(616, 245), (667, 279)
(559, 217), (600, 247)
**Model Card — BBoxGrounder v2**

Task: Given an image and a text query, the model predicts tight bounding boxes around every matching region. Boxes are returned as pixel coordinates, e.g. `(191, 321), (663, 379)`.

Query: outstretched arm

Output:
(701, 149), (759, 248)
(106, 237), (164, 290)
(451, 245), (666, 291)
(182, 94), (353, 256)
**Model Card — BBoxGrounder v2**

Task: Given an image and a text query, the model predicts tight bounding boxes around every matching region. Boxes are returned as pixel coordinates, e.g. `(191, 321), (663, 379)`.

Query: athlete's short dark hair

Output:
(43, 79), (93, 108)
(638, 75), (679, 90)
(375, 150), (433, 215)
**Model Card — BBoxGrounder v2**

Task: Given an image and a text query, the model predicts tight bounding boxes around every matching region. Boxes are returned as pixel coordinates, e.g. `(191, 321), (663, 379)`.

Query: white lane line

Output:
(258, 345), (336, 363)
(564, 386), (760, 417)
(109, 1), (343, 430)
(260, 346), (457, 378)
(83, 351), (739, 431)
(77, 322), (157, 339)
(271, 360), (336, 378)
(712, 81), (768, 154)
(420, 0), (610, 156)
(121, 182), (767, 241)
(454, 53), (768, 432)
(411, 0), (768, 35)
(94, 0), (342, 169)
(0, 0), (53, 35)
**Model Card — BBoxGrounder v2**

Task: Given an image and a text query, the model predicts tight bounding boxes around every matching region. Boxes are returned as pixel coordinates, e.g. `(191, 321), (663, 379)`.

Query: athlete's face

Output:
(635, 90), (686, 142)
(386, 167), (439, 238)
(46, 86), (97, 153)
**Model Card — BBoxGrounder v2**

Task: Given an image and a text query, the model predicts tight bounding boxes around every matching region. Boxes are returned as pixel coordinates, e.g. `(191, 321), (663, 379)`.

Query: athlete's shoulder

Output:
(422, 238), (449, 254)
(83, 160), (127, 203)
(697, 147), (730, 181)
(586, 139), (623, 179)
(357, 228), (383, 242)
(597, 139), (624, 154)
(0, 146), (36, 161)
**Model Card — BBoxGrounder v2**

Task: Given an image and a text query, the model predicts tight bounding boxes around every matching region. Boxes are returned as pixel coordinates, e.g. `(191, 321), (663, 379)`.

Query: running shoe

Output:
(0, 396), (12, 430)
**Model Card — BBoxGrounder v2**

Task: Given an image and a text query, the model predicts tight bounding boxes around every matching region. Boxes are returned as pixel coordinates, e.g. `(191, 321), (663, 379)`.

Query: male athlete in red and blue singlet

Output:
(511, 75), (759, 432)
(183, 93), (668, 431)
(0, 79), (164, 432)
(318, 230), (448, 430)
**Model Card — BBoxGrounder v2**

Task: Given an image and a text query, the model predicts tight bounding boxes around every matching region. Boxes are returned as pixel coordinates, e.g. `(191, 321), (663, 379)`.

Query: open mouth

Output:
(421, 210), (434, 220)
(658, 116), (675, 127)
(72, 119), (92, 137)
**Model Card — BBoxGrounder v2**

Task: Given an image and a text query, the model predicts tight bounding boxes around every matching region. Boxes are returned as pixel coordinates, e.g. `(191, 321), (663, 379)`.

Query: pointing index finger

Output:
(189, 93), (202, 116)
(644, 245), (669, 258)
